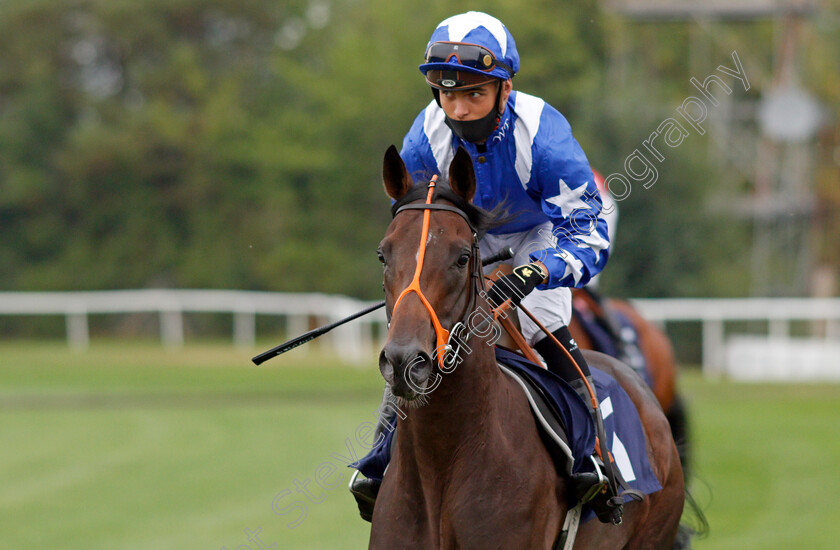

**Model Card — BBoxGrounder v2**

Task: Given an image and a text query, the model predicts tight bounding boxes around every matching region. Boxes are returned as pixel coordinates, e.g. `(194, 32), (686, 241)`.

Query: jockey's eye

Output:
(456, 253), (470, 267)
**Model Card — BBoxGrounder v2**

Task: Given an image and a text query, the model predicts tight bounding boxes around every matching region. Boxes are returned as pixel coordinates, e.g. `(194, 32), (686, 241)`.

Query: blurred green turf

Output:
(0, 341), (382, 550)
(1, 341), (839, 549)
(681, 373), (840, 549)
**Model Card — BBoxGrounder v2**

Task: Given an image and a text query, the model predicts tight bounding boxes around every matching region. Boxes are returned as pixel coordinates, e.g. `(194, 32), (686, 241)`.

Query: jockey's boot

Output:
(534, 326), (625, 524)
(349, 473), (379, 522)
(348, 385), (397, 522)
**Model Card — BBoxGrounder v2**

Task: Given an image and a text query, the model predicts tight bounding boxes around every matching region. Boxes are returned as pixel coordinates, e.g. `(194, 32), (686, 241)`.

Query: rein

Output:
(391, 176), (483, 368)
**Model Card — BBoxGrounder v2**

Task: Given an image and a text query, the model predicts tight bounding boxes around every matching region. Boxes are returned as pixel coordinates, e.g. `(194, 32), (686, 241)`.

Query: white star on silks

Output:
(544, 179), (592, 218)
(553, 250), (585, 286)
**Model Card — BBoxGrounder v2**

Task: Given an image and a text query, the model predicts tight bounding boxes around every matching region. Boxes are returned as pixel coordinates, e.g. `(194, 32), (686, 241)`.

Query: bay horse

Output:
(371, 145), (684, 549)
(569, 290), (691, 477)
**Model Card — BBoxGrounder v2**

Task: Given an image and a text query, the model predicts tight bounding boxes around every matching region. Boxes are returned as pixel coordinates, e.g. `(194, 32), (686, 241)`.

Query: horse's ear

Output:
(383, 145), (413, 200)
(448, 146), (476, 202)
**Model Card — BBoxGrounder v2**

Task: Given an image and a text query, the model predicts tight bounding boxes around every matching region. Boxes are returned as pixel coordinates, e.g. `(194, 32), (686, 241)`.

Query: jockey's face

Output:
(439, 79), (512, 121)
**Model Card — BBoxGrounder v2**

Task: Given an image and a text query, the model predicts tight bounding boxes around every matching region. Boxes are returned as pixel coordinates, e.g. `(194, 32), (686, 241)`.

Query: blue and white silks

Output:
(400, 91), (611, 289)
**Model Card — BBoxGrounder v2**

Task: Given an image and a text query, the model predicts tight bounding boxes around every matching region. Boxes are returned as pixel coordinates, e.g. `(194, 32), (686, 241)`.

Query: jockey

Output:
(579, 169), (627, 356)
(352, 11), (622, 523)
(576, 172), (647, 375)
(587, 170), (617, 289)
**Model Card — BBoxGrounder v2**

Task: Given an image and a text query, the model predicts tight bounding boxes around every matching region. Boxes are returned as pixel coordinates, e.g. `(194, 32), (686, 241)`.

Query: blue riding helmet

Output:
(419, 11), (519, 83)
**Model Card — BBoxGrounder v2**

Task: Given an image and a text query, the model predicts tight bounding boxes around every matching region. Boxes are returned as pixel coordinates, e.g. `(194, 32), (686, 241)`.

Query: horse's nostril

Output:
(379, 349), (395, 384)
(380, 346), (433, 390)
(407, 351), (433, 385)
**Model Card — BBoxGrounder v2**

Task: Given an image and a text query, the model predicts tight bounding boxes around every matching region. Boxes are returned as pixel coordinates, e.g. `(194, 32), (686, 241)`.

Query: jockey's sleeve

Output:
(526, 114), (610, 290)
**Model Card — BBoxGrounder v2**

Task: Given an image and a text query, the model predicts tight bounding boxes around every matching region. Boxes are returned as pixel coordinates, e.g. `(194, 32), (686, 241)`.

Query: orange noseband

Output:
(391, 176), (452, 364)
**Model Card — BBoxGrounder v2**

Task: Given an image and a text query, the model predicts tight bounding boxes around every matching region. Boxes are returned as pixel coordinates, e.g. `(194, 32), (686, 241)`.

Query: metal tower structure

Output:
(604, 0), (823, 296)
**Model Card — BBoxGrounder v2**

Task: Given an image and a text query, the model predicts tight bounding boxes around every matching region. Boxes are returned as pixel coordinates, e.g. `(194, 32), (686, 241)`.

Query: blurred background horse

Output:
(570, 288), (692, 478)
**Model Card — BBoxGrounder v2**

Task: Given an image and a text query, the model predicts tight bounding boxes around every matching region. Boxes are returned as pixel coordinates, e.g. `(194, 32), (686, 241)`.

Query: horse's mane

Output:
(390, 180), (509, 239)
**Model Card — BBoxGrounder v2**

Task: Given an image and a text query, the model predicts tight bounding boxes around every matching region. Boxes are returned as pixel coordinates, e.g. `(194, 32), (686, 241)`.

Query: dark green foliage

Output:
(0, 0), (834, 299)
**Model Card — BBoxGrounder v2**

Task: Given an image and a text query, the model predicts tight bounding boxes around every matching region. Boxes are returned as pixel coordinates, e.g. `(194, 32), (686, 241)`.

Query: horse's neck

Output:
(398, 341), (507, 462)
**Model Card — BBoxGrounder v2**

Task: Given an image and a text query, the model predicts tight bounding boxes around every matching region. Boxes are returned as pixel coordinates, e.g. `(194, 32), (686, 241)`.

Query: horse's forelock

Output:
(390, 180), (504, 239)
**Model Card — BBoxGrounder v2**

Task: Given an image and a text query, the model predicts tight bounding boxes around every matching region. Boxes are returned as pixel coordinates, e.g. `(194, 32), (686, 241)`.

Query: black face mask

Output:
(444, 108), (499, 143)
(433, 81), (504, 144)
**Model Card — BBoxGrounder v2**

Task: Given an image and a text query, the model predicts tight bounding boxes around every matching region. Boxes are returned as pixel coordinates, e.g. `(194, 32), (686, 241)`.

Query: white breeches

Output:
(480, 222), (571, 346)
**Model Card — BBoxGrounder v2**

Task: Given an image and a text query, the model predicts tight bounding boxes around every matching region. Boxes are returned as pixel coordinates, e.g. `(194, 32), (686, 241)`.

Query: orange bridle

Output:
(390, 176), (481, 367)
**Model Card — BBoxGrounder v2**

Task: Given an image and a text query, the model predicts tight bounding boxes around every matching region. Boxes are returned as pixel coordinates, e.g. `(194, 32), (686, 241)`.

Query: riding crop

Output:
(252, 247), (514, 365)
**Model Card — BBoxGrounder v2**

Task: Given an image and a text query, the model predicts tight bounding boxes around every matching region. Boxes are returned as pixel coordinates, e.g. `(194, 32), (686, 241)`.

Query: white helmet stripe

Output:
(437, 11), (508, 56)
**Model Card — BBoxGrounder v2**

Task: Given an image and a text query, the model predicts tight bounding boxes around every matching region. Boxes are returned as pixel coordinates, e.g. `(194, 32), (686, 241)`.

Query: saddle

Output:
(498, 363), (576, 476)
(352, 347), (661, 526)
(494, 347), (657, 521)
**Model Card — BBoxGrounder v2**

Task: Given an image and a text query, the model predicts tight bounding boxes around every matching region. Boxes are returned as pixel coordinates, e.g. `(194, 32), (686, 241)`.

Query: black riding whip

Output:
(252, 247), (514, 365)
(251, 301), (385, 365)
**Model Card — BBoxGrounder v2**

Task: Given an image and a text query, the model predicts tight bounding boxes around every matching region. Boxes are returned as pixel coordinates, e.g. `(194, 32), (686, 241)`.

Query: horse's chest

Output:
(372, 476), (556, 550)
(442, 490), (554, 548)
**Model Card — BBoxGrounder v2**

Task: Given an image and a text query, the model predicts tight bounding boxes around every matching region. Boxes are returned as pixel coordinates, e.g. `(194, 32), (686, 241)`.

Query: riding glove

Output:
(486, 263), (547, 308)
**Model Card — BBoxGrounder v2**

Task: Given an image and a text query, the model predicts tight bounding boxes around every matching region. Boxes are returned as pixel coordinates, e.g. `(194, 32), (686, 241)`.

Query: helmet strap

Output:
(432, 87), (441, 107)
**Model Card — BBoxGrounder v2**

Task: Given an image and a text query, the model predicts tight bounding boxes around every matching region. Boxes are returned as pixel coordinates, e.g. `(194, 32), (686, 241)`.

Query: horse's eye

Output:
(457, 253), (470, 267)
(377, 250), (385, 264)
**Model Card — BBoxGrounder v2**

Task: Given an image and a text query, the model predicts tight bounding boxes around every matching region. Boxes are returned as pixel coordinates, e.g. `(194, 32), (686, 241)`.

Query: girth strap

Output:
(499, 364), (574, 476)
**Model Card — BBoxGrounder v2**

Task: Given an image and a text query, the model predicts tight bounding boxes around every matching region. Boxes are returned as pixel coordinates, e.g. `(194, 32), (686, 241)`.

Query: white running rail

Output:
(0, 291), (838, 373)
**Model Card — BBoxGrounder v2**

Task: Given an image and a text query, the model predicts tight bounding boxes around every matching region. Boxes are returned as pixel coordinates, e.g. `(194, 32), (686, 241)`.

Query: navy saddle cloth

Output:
(353, 347), (662, 506)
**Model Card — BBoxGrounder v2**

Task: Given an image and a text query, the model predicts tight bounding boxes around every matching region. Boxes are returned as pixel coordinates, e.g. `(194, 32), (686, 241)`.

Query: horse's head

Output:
(377, 145), (486, 402)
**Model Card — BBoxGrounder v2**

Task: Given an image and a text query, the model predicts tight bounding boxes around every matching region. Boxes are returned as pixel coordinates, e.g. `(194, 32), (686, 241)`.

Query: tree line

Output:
(1, 0), (837, 301)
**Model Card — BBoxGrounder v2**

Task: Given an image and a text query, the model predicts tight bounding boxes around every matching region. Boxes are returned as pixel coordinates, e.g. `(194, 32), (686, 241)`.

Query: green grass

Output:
(0, 341), (383, 550)
(1, 341), (839, 549)
(682, 374), (840, 549)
